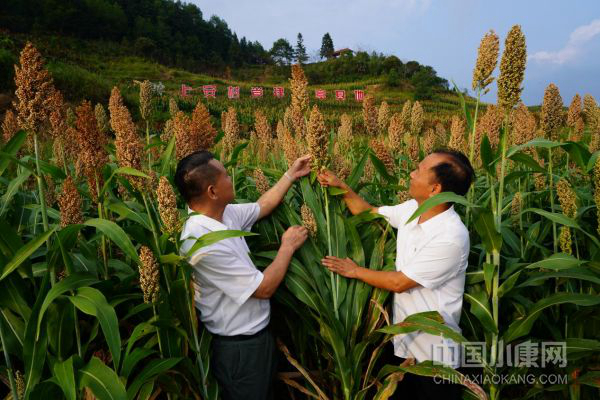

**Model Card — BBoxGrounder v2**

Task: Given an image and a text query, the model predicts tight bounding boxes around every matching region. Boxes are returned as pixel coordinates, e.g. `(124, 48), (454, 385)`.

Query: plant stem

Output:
(466, 89), (481, 227)
(469, 90), (481, 162)
(181, 254), (209, 399)
(518, 181), (524, 260)
(548, 148), (558, 253)
(323, 185), (339, 319)
(33, 133), (49, 232)
(142, 194), (161, 254)
(96, 178), (109, 279)
(142, 193), (170, 294)
(73, 304), (82, 358)
(146, 119), (151, 170)
(489, 247), (501, 400)
(0, 316), (19, 400)
(33, 132), (54, 285)
(152, 304), (167, 361)
(496, 121), (508, 229)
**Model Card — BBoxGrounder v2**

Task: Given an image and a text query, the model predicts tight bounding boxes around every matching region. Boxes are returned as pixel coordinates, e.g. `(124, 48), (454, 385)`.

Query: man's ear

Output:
(430, 182), (443, 197)
(206, 184), (217, 200)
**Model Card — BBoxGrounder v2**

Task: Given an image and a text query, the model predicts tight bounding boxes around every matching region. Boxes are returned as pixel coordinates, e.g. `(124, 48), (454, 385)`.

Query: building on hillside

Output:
(331, 48), (353, 58)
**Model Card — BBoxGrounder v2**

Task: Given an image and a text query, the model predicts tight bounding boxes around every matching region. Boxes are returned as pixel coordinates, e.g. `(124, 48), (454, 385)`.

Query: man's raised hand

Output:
(281, 226), (309, 252)
(321, 256), (360, 278)
(287, 155), (311, 181)
(317, 170), (345, 189)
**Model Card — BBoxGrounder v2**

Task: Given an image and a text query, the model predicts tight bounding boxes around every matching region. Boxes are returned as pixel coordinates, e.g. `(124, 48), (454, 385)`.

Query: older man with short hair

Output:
(176, 150), (311, 400)
(318, 149), (475, 400)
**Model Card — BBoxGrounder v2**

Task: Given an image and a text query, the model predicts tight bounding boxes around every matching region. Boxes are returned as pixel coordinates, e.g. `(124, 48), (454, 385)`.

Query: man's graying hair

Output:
(174, 150), (222, 203)
(430, 149), (475, 197)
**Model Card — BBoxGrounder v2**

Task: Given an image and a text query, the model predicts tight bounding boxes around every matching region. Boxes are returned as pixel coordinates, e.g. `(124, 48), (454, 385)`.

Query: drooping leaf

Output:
(406, 192), (478, 224)
(464, 291), (497, 334)
(0, 130), (27, 177)
(36, 273), (98, 339)
(53, 356), (77, 400)
(0, 227), (57, 281)
(69, 287), (121, 370)
(78, 357), (127, 400)
(184, 230), (257, 258)
(503, 293), (600, 343)
(126, 358), (182, 400)
(84, 218), (139, 264)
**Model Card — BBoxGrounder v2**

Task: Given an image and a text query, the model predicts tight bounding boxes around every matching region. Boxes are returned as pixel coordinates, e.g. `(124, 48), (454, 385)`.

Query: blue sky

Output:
(192, 0), (600, 105)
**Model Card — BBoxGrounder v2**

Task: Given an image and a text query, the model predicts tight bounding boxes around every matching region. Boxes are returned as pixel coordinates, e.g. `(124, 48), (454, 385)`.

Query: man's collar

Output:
(415, 204), (455, 234)
(188, 207), (228, 231)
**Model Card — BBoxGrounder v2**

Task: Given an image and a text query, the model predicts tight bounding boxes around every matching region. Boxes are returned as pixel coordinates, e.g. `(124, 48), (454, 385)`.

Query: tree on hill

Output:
(270, 38), (294, 65)
(295, 33), (308, 64)
(320, 33), (334, 59)
(0, 0), (271, 70)
(411, 66), (449, 100)
(387, 68), (401, 87)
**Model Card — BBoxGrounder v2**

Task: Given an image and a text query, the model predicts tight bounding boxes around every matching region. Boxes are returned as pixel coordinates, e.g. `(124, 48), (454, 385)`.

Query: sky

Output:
(191, 0), (600, 106)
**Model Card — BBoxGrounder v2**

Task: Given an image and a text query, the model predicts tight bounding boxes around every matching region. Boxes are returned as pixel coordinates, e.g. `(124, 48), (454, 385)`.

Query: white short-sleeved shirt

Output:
(179, 203), (269, 336)
(378, 199), (469, 367)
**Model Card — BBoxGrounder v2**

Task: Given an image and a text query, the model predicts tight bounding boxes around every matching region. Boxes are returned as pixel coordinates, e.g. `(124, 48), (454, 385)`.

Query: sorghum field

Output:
(0, 25), (599, 400)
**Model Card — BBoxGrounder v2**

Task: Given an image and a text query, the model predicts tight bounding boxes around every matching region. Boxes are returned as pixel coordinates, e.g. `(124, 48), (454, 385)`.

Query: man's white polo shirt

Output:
(378, 199), (469, 368)
(179, 202), (269, 336)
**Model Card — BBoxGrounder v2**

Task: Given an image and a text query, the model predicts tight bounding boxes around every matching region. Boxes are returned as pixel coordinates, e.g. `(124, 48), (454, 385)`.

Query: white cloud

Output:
(530, 19), (600, 64)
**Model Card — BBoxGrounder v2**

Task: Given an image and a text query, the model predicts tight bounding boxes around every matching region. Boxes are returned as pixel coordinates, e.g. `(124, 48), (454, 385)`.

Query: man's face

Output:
(408, 153), (444, 202)
(208, 160), (235, 205)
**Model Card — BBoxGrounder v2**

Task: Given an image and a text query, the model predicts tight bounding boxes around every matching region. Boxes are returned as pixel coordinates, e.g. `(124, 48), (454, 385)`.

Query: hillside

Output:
(0, 32), (478, 133)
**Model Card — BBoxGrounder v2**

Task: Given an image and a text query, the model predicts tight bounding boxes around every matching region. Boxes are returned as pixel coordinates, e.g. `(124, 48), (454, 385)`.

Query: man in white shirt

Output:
(317, 149), (474, 400)
(175, 150), (311, 400)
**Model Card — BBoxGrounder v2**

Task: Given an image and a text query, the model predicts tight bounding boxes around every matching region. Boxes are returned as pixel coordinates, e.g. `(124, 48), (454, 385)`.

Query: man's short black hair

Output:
(174, 150), (221, 204)
(429, 148), (475, 196)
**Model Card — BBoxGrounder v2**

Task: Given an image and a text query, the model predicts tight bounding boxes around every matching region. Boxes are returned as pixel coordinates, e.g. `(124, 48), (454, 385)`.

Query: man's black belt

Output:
(213, 325), (269, 342)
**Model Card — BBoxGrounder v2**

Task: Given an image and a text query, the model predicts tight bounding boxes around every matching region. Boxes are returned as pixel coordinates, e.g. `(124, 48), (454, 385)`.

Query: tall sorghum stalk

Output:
(306, 105), (338, 318)
(487, 25), (527, 398)
(467, 30), (500, 226)
(173, 237), (210, 398)
(138, 245), (168, 386)
(142, 193), (168, 291)
(13, 42), (57, 282)
(541, 83), (564, 252)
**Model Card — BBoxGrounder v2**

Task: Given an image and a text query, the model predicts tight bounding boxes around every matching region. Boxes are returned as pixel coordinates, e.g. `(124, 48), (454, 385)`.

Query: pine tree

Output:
(295, 33), (308, 64)
(320, 33), (334, 60)
(270, 38), (294, 65)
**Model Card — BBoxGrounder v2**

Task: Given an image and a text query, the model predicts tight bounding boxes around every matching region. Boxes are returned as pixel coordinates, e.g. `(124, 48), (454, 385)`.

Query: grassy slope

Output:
(1, 33), (479, 128)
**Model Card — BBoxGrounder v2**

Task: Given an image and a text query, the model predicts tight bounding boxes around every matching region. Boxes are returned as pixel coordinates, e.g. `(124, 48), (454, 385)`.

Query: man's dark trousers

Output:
(211, 327), (277, 400)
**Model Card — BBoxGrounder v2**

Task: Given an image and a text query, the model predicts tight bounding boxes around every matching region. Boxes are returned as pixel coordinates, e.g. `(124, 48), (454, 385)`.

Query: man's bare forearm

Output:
(252, 244), (295, 299)
(257, 173), (294, 219)
(339, 182), (376, 215)
(354, 268), (419, 293)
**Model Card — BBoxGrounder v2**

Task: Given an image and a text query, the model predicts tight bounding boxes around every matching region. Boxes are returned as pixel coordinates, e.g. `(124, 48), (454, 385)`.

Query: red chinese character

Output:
(228, 86), (240, 99)
(354, 90), (365, 101)
(251, 87), (264, 98)
(273, 87), (285, 98)
(203, 85), (217, 98)
(335, 90), (346, 101)
(181, 84), (193, 97)
(315, 89), (326, 100)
